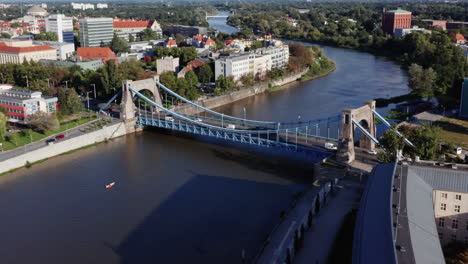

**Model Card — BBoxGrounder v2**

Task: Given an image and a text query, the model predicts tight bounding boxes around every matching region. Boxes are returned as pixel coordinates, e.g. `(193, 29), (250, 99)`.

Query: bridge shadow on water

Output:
(113, 171), (307, 264)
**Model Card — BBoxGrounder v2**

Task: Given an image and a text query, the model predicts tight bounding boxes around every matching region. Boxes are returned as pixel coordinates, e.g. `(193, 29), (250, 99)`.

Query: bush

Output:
(27, 112), (60, 132)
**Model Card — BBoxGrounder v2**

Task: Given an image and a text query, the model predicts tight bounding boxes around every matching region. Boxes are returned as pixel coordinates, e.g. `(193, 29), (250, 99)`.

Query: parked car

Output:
(46, 138), (56, 145)
(56, 134), (65, 140)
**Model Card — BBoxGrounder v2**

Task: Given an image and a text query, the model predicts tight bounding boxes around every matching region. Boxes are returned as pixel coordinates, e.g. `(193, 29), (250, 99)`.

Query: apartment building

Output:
(215, 53), (255, 81)
(113, 19), (162, 41)
(79, 17), (113, 47)
(157, 56), (179, 74)
(46, 14), (74, 43)
(253, 45), (289, 69)
(0, 85), (58, 124)
(0, 40), (56, 64)
(33, 40), (74, 60)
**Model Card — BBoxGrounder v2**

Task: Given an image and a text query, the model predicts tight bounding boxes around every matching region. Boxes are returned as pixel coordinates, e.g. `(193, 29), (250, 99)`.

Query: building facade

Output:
(113, 19), (162, 41)
(253, 55), (272, 79)
(253, 45), (289, 69)
(434, 189), (468, 245)
(79, 17), (113, 47)
(215, 53), (255, 81)
(0, 85), (58, 124)
(394, 26), (430, 37)
(71, 2), (94, 10)
(32, 40), (74, 60)
(157, 56), (179, 74)
(0, 40), (56, 64)
(382, 8), (412, 34)
(76, 47), (116, 63)
(162, 24), (208, 37)
(46, 14), (74, 43)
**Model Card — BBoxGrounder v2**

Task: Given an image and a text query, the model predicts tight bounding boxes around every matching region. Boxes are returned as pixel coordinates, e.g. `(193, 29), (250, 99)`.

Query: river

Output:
(0, 14), (408, 264)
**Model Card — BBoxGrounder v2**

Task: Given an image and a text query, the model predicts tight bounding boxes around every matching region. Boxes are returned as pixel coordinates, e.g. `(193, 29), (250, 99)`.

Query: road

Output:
(0, 116), (120, 162)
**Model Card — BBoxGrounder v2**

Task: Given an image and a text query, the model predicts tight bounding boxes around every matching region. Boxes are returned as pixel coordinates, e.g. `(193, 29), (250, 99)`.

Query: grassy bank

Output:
(299, 60), (336, 82)
(0, 115), (98, 152)
(434, 117), (468, 148)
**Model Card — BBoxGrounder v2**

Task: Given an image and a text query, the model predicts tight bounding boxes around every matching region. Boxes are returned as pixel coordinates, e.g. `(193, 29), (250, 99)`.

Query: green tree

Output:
(109, 33), (129, 54)
(128, 34), (135, 43)
(176, 78), (189, 97)
(216, 75), (235, 92)
(198, 64), (213, 83)
(27, 112), (59, 133)
(0, 113), (7, 141)
(159, 71), (177, 91)
(408, 64), (437, 99)
(408, 124), (441, 160)
(0, 32), (11, 39)
(377, 129), (406, 163)
(140, 28), (160, 41)
(184, 70), (198, 88)
(100, 60), (121, 96)
(35, 32), (58, 41)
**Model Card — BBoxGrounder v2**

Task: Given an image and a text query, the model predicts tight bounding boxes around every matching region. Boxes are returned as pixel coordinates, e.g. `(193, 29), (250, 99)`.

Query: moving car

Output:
(324, 142), (337, 150)
(165, 116), (174, 122)
(56, 134), (65, 140)
(366, 150), (377, 155)
(226, 124), (236, 129)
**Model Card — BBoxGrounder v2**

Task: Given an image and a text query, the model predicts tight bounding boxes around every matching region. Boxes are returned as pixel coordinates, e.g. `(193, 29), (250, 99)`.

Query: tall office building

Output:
(46, 14), (74, 43)
(382, 8), (412, 34)
(79, 17), (113, 47)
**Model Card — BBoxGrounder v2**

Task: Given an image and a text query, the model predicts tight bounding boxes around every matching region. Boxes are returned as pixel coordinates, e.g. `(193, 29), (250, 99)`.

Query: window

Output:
(453, 219), (458, 229)
(452, 234), (457, 241)
(442, 193), (448, 199)
(455, 205), (461, 213)
(441, 203), (446, 211)
(439, 218), (445, 227)
(456, 194), (462, 201)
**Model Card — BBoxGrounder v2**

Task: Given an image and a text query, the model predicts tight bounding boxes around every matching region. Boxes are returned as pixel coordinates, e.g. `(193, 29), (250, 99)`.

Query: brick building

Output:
(382, 8), (412, 34)
(76, 47), (116, 63)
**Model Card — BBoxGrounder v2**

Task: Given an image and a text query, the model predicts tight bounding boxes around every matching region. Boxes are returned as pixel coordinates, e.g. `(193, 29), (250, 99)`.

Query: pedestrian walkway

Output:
(293, 181), (362, 264)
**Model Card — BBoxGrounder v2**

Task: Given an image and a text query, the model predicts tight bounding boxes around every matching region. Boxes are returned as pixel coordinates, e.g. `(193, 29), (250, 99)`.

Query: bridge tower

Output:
(337, 100), (376, 163)
(120, 76), (162, 131)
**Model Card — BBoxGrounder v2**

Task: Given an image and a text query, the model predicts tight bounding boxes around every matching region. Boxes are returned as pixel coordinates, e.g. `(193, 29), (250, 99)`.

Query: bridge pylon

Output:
(120, 76), (162, 131)
(337, 100), (376, 163)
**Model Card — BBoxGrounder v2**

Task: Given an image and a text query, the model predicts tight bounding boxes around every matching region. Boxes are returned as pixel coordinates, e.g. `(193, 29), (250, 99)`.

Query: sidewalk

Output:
(293, 181), (362, 264)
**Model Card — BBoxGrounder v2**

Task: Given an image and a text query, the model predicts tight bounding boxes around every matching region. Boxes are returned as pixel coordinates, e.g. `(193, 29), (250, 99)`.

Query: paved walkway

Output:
(293, 180), (363, 264)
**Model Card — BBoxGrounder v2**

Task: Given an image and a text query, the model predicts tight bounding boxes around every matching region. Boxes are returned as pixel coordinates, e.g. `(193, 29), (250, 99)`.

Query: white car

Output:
(226, 124), (236, 129)
(366, 150), (377, 155)
(195, 118), (203, 122)
(165, 116), (174, 122)
(324, 143), (337, 150)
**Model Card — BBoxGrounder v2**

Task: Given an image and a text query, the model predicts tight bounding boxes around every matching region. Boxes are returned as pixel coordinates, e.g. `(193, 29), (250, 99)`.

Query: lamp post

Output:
(86, 91), (92, 110)
(24, 75), (29, 88)
(63, 80), (69, 89)
(91, 84), (96, 99)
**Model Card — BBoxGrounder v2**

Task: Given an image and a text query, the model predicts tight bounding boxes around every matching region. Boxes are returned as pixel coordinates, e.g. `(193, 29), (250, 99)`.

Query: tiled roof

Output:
(0, 42), (55, 53)
(204, 38), (216, 46)
(76, 47), (116, 58)
(113, 20), (152, 28)
(454, 33), (465, 41)
(166, 39), (177, 46)
(193, 35), (203, 41)
(187, 59), (205, 68)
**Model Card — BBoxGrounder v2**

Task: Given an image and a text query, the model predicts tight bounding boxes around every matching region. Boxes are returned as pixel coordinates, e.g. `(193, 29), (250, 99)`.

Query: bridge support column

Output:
(337, 100), (377, 163)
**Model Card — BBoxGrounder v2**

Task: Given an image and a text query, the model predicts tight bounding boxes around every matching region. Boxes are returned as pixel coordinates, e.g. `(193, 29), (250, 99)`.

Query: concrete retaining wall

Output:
(0, 122), (128, 174)
(174, 68), (308, 115)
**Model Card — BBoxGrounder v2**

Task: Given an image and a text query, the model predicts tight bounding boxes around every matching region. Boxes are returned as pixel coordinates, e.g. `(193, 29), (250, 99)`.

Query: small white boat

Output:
(105, 182), (116, 189)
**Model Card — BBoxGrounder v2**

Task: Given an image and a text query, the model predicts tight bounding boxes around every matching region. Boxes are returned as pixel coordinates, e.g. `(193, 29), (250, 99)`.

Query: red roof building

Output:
(113, 19), (153, 29)
(0, 40), (56, 63)
(165, 37), (177, 48)
(452, 33), (466, 44)
(76, 47), (117, 63)
(204, 37), (216, 48)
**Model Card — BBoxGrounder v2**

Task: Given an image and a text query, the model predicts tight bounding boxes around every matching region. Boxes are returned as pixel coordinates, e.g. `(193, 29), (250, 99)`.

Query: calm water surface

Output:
(0, 16), (409, 264)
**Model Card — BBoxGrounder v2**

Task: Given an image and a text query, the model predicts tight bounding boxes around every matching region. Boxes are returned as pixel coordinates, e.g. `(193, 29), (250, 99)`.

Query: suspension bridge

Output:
(100, 77), (412, 163)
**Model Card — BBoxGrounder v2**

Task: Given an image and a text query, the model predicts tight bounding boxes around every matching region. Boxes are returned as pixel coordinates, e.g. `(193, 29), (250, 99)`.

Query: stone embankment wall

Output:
(0, 122), (128, 174)
(174, 68), (309, 115)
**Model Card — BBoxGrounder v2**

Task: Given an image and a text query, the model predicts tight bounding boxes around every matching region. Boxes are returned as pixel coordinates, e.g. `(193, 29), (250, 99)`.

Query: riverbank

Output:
(0, 121), (129, 175)
(299, 60), (336, 82)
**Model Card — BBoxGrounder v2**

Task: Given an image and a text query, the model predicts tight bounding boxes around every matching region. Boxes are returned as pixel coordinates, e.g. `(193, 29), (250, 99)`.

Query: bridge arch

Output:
(121, 76), (162, 122)
(337, 100), (376, 163)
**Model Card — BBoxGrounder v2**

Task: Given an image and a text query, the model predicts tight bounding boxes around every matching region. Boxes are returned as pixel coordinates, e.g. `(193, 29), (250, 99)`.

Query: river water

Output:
(0, 14), (408, 264)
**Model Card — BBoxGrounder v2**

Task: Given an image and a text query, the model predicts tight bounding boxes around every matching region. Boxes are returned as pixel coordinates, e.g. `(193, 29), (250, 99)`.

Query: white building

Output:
(157, 56), (179, 74)
(394, 26), (431, 37)
(253, 45), (289, 69)
(33, 40), (74, 61)
(46, 14), (74, 43)
(79, 17), (113, 47)
(26, 6), (48, 17)
(253, 54), (272, 79)
(71, 2), (95, 10)
(215, 53), (255, 82)
(96, 3), (108, 9)
(0, 40), (56, 64)
(113, 19), (162, 41)
(0, 85), (58, 124)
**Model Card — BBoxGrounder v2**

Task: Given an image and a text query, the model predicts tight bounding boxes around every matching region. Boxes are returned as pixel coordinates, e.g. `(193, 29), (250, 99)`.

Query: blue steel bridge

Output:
(101, 78), (411, 163)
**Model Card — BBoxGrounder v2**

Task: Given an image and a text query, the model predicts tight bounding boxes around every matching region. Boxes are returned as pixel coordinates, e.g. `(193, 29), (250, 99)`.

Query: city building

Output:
(32, 40), (74, 60)
(191, 35), (216, 48)
(1, 16), (46, 36)
(0, 40), (56, 64)
(215, 53), (255, 81)
(39, 59), (104, 71)
(26, 6), (48, 17)
(46, 14), (74, 43)
(113, 19), (162, 41)
(0, 84), (58, 124)
(460, 78), (468, 118)
(156, 56), (179, 74)
(71, 2), (94, 10)
(79, 17), (113, 47)
(253, 44), (289, 69)
(96, 3), (108, 9)
(76, 47), (116, 63)
(382, 8), (412, 34)
(253, 54), (272, 79)
(447, 21), (468, 30)
(451, 33), (466, 44)
(164, 37), (177, 48)
(162, 24), (208, 37)
(353, 162), (468, 264)
(177, 59), (205, 78)
(394, 26), (431, 37)
(420, 19), (447, 30)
